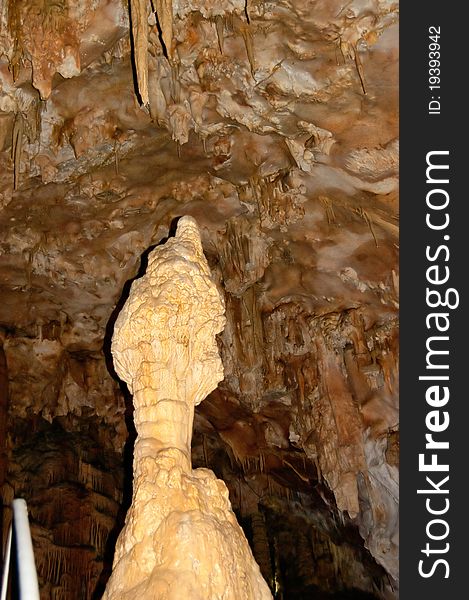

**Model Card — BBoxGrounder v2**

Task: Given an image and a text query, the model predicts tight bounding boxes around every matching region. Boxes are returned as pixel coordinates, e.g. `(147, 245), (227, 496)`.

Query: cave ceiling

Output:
(0, 1), (399, 599)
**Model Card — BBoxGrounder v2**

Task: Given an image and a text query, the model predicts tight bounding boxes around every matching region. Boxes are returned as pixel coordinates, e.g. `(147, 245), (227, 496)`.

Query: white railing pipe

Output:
(1, 499), (40, 600)
(0, 524), (12, 600)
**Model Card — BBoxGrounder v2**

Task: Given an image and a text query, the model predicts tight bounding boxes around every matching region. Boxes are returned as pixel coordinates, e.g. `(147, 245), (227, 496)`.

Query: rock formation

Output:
(103, 216), (272, 600)
(0, 1), (398, 597)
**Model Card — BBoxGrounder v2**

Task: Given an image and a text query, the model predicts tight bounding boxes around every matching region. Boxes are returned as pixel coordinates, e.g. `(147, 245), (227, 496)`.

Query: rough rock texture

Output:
(4, 417), (124, 598)
(104, 216), (272, 600)
(0, 1), (398, 598)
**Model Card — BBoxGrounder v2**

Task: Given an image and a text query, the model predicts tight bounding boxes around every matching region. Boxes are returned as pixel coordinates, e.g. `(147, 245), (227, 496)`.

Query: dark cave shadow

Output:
(93, 217), (181, 599)
(102, 215), (181, 382)
(127, 3), (144, 106)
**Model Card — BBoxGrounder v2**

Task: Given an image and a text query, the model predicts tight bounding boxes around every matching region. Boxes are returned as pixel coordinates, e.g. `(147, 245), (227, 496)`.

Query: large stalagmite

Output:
(103, 216), (272, 599)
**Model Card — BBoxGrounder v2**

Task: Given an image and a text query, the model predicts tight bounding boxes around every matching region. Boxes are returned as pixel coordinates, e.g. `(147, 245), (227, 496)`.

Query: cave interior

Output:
(0, 1), (399, 598)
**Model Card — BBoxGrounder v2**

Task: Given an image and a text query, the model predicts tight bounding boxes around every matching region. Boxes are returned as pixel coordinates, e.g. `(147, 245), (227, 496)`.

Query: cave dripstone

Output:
(0, 1), (398, 599)
(103, 215), (272, 600)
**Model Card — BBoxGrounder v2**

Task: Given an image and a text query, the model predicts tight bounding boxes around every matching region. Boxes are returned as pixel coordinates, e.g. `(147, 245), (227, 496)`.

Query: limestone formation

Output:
(1, 0), (399, 596)
(103, 216), (272, 600)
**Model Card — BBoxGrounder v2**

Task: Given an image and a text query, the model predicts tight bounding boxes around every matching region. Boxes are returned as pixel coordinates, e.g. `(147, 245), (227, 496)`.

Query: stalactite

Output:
(354, 44), (367, 94)
(91, 490), (120, 516)
(281, 458), (309, 484)
(215, 15), (225, 54)
(320, 195), (336, 225)
(169, 62), (180, 104)
(89, 516), (111, 552)
(245, 172), (304, 229)
(251, 509), (274, 590)
(11, 111), (24, 190)
(77, 459), (109, 495)
(356, 207), (378, 247)
(240, 23), (255, 75)
(130, 0), (150, 105)
(154, 0), (173, 59)
(37, 545), (96, 585)
(296, 530), (315, 587)
(218, 215), (271, 295)
(7, 417), (124, 598)
(273, 537), (283, 599)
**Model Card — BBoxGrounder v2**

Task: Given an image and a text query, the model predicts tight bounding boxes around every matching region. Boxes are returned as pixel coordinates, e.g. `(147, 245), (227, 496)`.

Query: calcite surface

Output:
(0, 0), (399, 597)
(103, 216), (272, 600)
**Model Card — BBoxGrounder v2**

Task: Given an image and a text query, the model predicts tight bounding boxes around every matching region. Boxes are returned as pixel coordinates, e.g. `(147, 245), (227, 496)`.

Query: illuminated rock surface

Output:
(0, 1), (398, 598)
(102, 215), (272, 599)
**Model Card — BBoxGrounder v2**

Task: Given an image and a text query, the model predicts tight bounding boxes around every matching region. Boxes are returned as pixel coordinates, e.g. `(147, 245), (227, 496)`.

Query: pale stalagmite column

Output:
(103, 216), (272, 600)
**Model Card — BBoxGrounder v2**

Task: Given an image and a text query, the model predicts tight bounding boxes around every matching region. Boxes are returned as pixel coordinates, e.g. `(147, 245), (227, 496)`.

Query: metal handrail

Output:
(1, 499), (40, 600)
